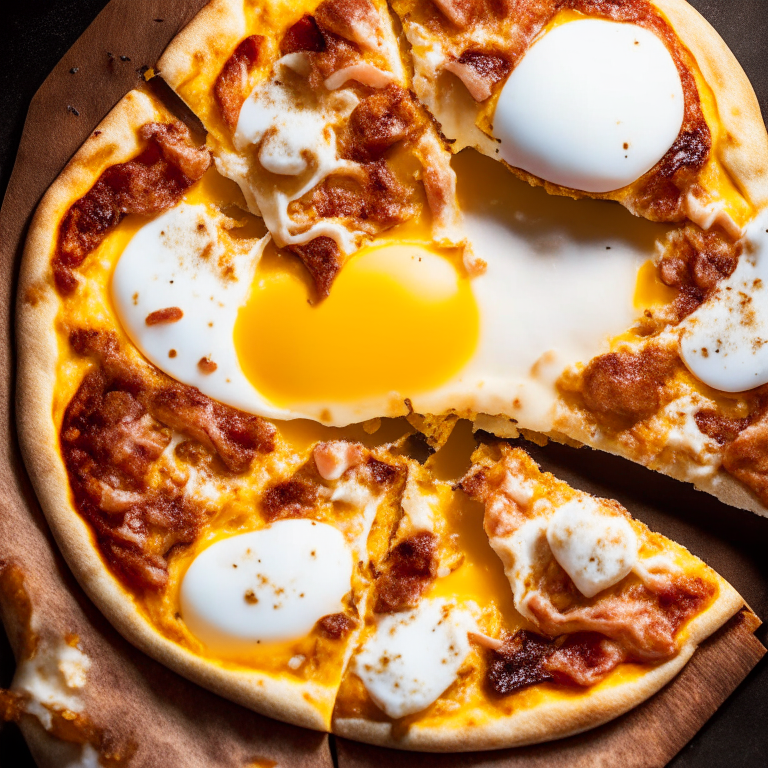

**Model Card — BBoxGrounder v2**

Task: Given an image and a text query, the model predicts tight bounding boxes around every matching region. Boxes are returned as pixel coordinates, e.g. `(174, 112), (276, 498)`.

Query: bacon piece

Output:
(486, 631), (554, 695)
(147, 386), (274, 473)
(289, 237), (343, 298)
(695, 410), (749, 446)
(579, 344), (679, 429)
(61, 370), (198, 590)
(723, 416), (768, 506)
(54, 121), (210, 294)
(344, 84), (420, 163)
(314, 441), (366, 480)
(443, 50), (511, 102)
(69, 328), (276, 473)
(544, 633), (626, 687)
(314, 0), (383, 50)
(417, 133), (461, 237)
(213, 35), (264, 129)
(431, 0), (475, 28)
(316, 613), (357, 638)
(261, 479), (319, 521)
(145, 307), (183, 325)
(658, 224), (741, 320)
(281, 15), (326, 55)
(139, 122), (210, 181)
(197, 357), (218, 374)
(374, 531), (438, 613)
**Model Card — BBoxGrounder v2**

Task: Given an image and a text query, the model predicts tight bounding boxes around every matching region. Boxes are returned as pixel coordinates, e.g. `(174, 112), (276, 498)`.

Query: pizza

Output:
(11, 0), (767, 754)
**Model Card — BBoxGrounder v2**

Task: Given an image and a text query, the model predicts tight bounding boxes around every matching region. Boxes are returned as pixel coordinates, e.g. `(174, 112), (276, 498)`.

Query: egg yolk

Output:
(234, 241), (479, 407)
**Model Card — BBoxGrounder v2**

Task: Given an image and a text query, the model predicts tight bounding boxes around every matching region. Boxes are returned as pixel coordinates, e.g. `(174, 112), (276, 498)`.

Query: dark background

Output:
(0, 1), (767, 765)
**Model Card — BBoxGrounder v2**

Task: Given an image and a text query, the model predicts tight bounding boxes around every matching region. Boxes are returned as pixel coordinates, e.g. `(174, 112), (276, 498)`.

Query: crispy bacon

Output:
(579, 344), (679, 429)
(443, 50), (511, 102)
(281, 15), (326, 55)
(723, 415), (768, 506)
(145, 307), (183, 325)
(658, 224), (741, 320)
(62, 369), (193, 590)
(316, 612), (357, 638)
(213, 35), (264, 129)
(344, 84), (420, 163)
(289, 237), (343, 298)
(69, 329), (276, 472)
(486, 630), (554, 695)
(695, 410), (749, 446)
(261, 479), (319, 521)
(54, 121), (210, 295)
(314, 0), (383, 51)
(374, 531), (438, 613)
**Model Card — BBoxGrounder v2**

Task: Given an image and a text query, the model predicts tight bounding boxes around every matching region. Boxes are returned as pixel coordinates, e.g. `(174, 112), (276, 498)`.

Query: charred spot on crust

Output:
(374, 531), (438, 613)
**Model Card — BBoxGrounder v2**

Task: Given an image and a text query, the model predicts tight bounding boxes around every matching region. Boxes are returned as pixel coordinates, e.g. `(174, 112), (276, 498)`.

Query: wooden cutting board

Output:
(0, 1), (764, 766)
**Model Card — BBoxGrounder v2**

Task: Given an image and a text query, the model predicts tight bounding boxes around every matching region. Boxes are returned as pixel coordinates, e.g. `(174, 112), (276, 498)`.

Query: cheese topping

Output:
(493, 19), (684, 193)
(353, 598), (476, 718)
(400, 472), (438, 533)
(680, 210), (768, 392)
(13, 638), (91, 730)
(180, 520), (353, 650)
(546, 498), (638, 598)
(231, 55), (359, 252)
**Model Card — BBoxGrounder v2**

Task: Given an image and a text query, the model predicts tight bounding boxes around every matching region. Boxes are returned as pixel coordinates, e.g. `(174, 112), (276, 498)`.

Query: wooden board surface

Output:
(0, 1), (764, 767)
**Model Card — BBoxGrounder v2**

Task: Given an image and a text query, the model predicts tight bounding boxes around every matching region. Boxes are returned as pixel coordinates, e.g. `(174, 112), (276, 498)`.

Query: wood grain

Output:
(0, 1), (763, 767)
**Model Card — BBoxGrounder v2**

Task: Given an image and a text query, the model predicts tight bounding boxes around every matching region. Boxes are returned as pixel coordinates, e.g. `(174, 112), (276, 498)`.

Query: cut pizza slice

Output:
(157, 0), (470, 298)
(333, 439), (747, 750)
(392, 0), (767, 231)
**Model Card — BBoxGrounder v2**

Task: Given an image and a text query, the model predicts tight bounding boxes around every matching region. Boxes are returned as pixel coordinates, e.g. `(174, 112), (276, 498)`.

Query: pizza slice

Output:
(392, 0), (766, 232)
(333, 439), (747, 750)
(157, 0), (470, 298)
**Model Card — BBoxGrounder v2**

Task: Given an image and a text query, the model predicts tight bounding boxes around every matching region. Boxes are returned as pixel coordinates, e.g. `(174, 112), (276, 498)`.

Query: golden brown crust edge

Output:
(333, 577), (744, 752)
(653, 0), (768, 210)
(15, 88), (334, 733)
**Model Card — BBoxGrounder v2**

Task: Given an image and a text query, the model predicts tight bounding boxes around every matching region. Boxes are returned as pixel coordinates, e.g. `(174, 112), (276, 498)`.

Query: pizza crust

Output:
(16, 89), (339, 732)
(652, 0), (768, 209)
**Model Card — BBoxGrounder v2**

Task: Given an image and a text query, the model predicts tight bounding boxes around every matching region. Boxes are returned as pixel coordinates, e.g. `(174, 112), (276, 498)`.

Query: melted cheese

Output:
(352, 599), (476, 718)
(13, 638), (91, 730)
(546, 498), (638, 598)
(492, 19), (684, 193)
(180, 520), (353, 650)
(680, 209), (768, 392)
(227, 55), (360, 252)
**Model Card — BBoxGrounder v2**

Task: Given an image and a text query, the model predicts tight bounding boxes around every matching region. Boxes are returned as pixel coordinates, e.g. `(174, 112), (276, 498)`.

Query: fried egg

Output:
(112, 150), (666, 430)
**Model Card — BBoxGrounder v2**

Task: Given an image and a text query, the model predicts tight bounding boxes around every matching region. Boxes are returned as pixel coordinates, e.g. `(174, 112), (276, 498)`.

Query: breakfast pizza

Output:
(12, 0), (768, 753)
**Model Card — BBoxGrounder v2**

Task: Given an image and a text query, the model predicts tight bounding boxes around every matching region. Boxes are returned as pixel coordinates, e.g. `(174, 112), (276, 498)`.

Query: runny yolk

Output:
(234, 241), (480, 407)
